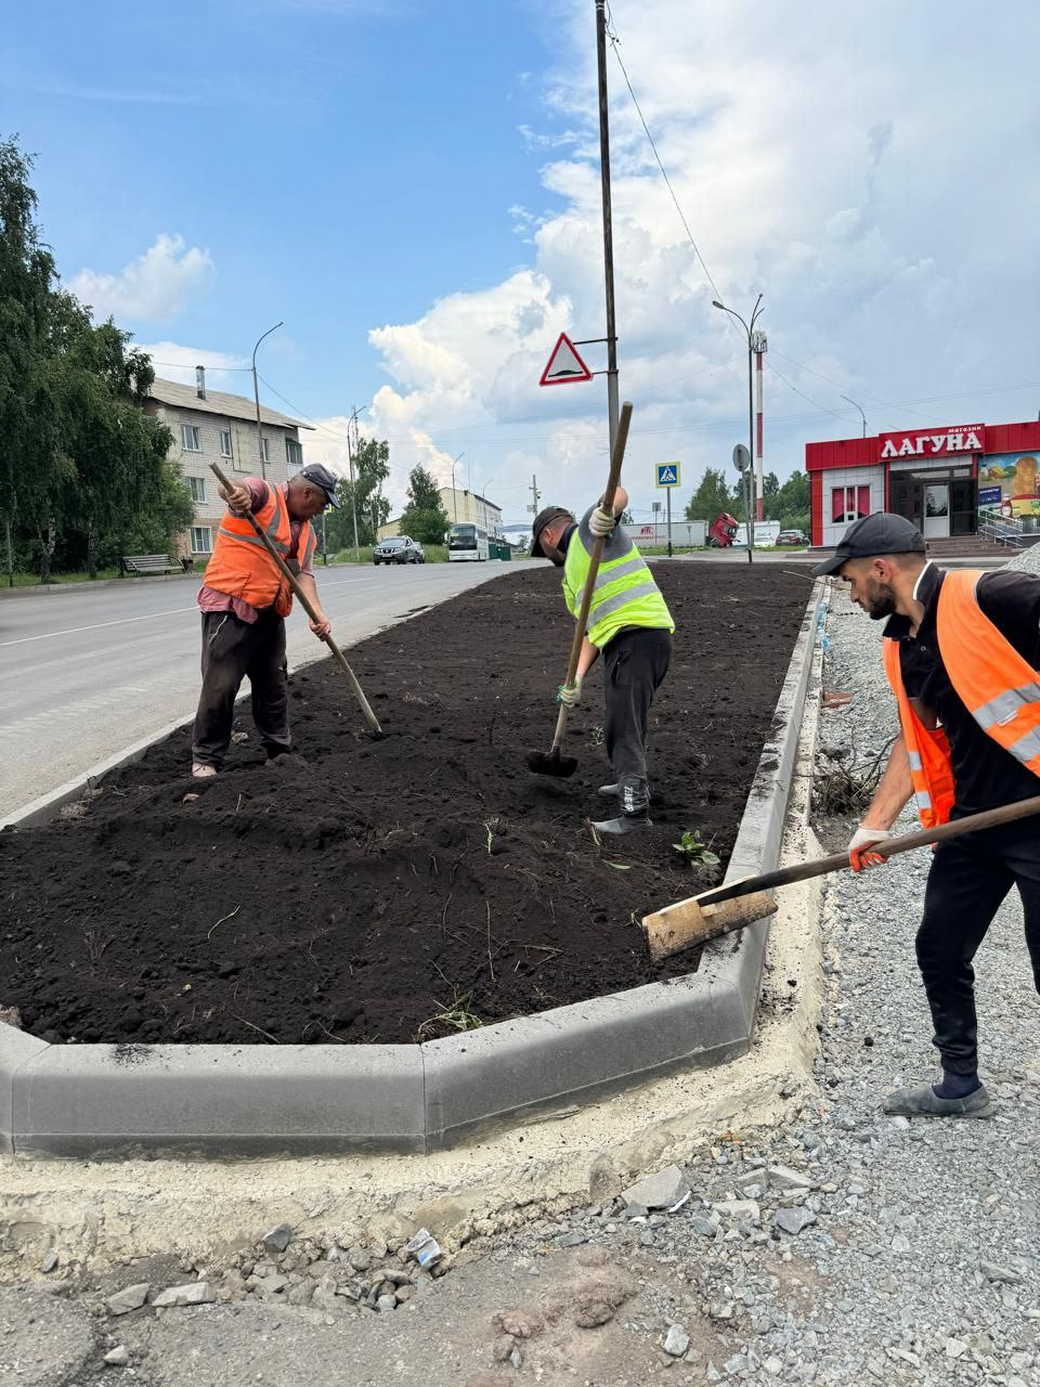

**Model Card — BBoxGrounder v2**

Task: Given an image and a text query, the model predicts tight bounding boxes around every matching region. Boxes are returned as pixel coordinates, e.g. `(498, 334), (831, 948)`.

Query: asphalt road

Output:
(0, 561), (525, 821)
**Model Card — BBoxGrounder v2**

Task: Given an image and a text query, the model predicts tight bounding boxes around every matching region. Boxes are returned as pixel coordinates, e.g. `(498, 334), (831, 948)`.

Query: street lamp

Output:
(450, 452), (464, 522)
(712, 295), (764, 551)
(251, 322), (283, 480)
(841, 395), (867, 437)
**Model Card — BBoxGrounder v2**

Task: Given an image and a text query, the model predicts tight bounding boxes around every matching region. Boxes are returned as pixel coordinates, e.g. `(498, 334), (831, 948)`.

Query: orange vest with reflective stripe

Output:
(882, 567), (1040, 826)
(202, 482), (315, 616)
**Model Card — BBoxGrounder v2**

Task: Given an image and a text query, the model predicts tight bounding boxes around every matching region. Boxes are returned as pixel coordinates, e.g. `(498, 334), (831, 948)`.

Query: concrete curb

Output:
(0, 582), (826, 1158)
(0, 573), (200, 599)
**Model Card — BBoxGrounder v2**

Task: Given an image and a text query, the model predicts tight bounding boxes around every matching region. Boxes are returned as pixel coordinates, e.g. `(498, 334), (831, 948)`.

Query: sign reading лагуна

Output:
(655, 462), (681, 487)
(878, 425), (984, 460)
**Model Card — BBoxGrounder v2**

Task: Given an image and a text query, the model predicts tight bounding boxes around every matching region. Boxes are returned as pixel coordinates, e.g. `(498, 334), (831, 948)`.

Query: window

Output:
(260, 437), (270, 465)
(831, 485), (870, 525)
(219, 429), (233, 459)
(286, 437), (303, 470)
(187, 476), (207, 504)
(190, 526), (213, 554)
(181, 424), (202, 453)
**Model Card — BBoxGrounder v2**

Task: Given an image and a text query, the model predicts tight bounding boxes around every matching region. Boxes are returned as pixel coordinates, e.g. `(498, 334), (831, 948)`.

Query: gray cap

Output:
(530, 505), (574, 558)
(813, 512), (925, 576)
(296, 464), (340, 508)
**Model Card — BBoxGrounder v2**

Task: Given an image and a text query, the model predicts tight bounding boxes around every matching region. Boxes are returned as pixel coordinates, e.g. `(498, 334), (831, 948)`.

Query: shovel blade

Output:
(526, 748), (579, 778)
(642, 890), (777, 962)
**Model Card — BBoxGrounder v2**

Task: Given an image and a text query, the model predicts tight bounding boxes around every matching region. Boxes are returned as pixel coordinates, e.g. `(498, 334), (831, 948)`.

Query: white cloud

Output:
(137, 342), (248, 391)
(70, 234), (213, 324)
(335, 0), (1040, 524)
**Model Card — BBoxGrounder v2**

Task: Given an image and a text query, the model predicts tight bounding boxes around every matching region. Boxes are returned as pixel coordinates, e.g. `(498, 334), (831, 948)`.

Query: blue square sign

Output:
(655, 462), (681, 488)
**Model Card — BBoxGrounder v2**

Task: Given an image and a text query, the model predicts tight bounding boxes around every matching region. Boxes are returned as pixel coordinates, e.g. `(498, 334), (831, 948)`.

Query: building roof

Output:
(438, 485), (501, 512)
(147, 377), (314, 430)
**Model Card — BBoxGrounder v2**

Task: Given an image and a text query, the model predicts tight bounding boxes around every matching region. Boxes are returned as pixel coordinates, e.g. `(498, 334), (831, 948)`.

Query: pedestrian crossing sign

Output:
(655, 462), (681, 488)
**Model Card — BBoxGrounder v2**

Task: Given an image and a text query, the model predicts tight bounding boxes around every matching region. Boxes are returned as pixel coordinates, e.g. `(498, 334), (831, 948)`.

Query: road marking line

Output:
(0, 606), (199, 648)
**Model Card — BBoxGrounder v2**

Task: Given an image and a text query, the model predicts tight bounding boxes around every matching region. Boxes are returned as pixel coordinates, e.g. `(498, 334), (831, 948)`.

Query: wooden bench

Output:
(120, 554), (190, 576)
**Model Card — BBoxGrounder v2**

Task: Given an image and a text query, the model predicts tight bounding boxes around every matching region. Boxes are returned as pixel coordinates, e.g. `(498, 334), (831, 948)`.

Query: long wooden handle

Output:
(209, 463), (382, 736)
(698, 794), (1040, 906)
(551, 403), (633, 752)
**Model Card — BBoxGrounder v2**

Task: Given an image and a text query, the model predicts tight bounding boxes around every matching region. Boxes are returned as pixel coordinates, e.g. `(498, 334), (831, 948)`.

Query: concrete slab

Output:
(0, 1024), (49, 1154)
(11, 1043), (425, 1158)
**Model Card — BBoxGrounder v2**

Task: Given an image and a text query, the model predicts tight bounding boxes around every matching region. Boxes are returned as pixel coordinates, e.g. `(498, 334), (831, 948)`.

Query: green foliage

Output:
(324, 436), (391, 550)
(0, 135), (188, 582)
(399, 464), (449, 544)
(684, 467), (734, 522)
(763, 470), (810, 535)
(672, 830), (720, 869)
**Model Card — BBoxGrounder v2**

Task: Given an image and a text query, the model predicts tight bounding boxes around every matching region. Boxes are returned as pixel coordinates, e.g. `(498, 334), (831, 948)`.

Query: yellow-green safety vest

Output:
(562, 525), (674, 649)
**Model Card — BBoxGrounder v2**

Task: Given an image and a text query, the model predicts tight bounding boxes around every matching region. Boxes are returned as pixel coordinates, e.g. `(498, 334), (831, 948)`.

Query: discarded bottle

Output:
(404, 1228), (443, 1270)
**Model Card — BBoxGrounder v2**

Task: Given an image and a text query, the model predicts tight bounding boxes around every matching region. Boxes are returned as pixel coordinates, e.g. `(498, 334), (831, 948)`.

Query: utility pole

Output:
(529, 474), (541, 517)
(841, 395), (867, 437)
(450, 453), (464, 522)
(346, 406), (362, 560)
(713, 295), (764, 552)
(595, 0), (620, 452)
(753, 331), (767, 521)
(251, 322), (283, 481)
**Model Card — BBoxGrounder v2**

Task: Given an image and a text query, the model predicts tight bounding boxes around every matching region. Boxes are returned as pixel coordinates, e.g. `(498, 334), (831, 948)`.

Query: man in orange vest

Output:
(815, 512), (1040, 1118)
(190, 465), (338, 778)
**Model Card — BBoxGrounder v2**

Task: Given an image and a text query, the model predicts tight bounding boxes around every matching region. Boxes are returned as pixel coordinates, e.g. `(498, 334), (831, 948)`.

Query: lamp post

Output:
(251, 322), (283, 480)
(450, 452), (464, 522)
(841, 394), (867, 437)
(712, 295), (764, 549)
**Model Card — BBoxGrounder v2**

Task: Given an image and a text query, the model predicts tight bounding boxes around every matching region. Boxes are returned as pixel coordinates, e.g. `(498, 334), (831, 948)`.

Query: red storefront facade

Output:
(805, 420), (1040, 550)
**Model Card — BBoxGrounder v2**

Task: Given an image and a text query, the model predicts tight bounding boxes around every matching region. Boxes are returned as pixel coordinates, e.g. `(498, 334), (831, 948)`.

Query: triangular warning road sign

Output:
(539, 332), (593, 387)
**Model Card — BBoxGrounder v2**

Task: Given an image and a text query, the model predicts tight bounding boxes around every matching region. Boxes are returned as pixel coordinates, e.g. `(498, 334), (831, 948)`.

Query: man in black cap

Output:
(530, 487), (674, 833)
(190, 464), (339, 776)
(817, 512), (1040, 1117)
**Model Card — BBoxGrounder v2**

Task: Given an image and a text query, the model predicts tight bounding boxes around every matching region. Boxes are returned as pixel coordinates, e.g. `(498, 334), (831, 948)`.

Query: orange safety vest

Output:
(202, 482), (315, 617)
(882, 567), (1040, 827)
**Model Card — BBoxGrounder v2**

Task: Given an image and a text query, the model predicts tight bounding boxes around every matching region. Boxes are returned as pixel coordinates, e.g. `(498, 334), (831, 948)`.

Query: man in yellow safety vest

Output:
(530, 485), (674, 834)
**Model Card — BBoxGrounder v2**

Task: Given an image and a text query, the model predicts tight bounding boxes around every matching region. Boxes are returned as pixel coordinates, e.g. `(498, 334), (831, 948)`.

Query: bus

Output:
(446, 523), (489, 561)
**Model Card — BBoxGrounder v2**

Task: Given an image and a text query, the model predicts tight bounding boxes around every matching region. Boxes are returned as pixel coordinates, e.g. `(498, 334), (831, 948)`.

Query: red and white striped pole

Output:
(752, 331), (767, 522)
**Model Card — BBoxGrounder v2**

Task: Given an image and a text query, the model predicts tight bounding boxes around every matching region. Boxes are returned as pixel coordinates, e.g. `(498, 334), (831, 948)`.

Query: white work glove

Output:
(588, 505), (615, 537)
(848, 826), (892, 873)
(555, 679), (582, 708)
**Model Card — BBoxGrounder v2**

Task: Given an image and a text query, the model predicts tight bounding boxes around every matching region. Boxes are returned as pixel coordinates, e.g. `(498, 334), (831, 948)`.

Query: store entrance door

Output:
(890, 474), (922, 529)
(923, 483), (951, 539)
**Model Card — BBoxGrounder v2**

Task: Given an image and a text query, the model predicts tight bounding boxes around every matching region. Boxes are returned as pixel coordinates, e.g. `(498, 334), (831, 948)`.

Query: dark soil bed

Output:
(1, 563), (809, 1046)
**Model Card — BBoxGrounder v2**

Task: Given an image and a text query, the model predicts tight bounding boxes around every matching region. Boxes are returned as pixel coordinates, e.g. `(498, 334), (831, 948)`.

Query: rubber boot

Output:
(883, 1082), (993, 1118)
(592, 777), (652, 835)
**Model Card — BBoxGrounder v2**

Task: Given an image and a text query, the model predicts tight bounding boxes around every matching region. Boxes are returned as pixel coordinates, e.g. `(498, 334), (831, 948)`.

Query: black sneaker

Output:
(883, 1083), (993, 1118)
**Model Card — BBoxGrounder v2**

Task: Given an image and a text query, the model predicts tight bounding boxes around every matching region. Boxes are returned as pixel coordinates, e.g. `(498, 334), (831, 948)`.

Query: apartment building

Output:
(144, 368), (312, 559)
(378, 487), (503, 541)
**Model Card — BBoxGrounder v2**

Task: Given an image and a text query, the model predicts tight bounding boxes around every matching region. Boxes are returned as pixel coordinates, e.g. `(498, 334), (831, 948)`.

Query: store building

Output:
(806, 419), (1040, 549)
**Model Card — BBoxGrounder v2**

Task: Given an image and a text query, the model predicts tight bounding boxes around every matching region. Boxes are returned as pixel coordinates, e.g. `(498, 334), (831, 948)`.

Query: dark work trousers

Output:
(916, 816), (1040, 1075)
(192, 609), (290, 768)
(603, 627), (672, 785)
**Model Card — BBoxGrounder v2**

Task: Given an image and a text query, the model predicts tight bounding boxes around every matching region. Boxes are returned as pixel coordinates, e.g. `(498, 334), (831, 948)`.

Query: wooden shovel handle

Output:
(551, 404), (633, 753)
(208, 462), (382, 736)
(697, 793), (1040, 907)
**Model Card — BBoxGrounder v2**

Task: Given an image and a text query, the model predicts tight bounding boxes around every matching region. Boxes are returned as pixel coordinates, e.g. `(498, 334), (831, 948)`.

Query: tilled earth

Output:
(1, 562), (808, 1046)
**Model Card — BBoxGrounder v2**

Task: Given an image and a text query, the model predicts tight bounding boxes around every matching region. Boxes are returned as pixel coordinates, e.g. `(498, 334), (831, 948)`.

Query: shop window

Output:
(831, 484), (870, 525)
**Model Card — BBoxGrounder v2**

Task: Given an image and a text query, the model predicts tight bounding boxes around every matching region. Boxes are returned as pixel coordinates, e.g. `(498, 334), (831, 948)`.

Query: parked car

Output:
(373, 536), (425, 565)
(775, 529), (807, 547)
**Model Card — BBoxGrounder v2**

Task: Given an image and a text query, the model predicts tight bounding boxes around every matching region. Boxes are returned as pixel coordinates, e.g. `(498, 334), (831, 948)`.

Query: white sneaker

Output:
(191, 763), (218, 778)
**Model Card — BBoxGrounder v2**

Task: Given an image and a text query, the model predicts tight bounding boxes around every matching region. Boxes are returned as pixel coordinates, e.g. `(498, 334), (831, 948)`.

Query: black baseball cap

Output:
(297, 464), (340, 508)
(813, 512), (925, 576)
(530, 506), (573, 558)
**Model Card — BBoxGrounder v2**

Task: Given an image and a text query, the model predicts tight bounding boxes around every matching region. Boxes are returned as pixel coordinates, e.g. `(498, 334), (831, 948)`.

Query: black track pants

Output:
(603, 627), (672, 786)
(916, 816), (1040, 1075)
(192, 609), (290, 768)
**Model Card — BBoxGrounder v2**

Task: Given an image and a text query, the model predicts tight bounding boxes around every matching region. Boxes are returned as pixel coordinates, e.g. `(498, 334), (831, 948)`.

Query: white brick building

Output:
(144, 370), (312, 560)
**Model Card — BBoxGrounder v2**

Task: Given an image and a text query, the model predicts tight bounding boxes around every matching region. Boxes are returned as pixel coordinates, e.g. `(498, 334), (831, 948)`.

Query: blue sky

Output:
(5, 0), (1040, 521)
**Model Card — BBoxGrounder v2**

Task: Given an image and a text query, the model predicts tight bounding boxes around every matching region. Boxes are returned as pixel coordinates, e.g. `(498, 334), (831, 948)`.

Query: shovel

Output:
(527, 401), (633, 778)
(642, 792), (1040, 963)
(209, 462), (383, 738)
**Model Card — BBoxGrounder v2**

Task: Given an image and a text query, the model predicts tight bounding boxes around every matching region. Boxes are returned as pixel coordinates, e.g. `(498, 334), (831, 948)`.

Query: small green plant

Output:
(672, 829), (720, 870)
